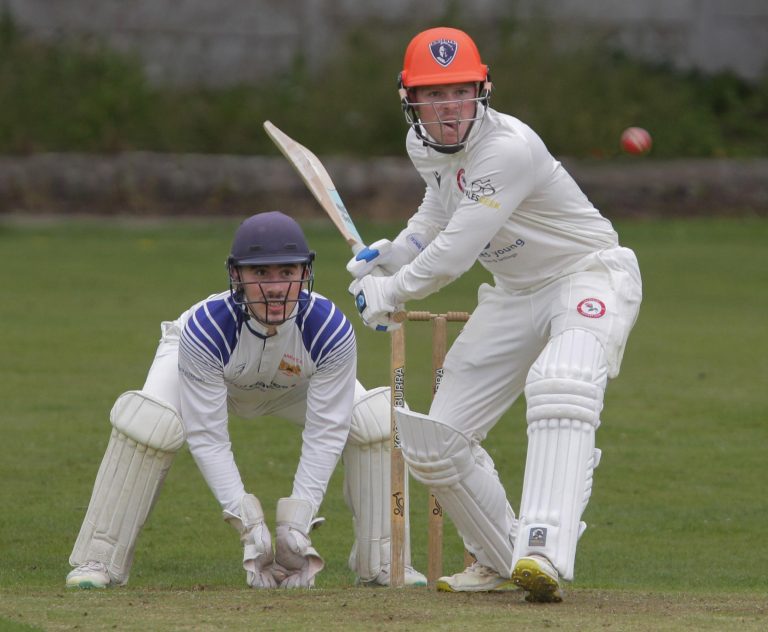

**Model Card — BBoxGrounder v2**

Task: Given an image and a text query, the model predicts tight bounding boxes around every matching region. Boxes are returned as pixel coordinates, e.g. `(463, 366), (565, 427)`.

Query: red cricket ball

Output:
(620, 127), (653, 155)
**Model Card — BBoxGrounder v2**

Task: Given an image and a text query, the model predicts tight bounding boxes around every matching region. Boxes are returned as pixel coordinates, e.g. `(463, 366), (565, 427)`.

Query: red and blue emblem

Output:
(577, 298), (606, 318)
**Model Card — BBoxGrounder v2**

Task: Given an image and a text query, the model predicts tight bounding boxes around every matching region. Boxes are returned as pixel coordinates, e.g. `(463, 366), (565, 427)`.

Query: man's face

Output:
(235, 263), (306, 325)
(411, 82), (479, 146)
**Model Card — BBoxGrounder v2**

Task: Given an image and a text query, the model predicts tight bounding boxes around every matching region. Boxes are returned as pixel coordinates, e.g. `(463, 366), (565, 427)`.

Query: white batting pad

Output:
(69, 391), (185, 584)
(513, 330), (608, 581)
(343, 386), (414, 581)
(397, 409), (516, 575)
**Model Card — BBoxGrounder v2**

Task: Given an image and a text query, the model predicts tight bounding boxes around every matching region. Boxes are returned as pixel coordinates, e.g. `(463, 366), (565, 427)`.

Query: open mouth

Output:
(440, 121), (461, 141)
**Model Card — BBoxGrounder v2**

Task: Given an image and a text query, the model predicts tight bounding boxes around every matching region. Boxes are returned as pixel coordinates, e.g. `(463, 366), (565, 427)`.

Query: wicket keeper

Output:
(67, 212), (426, 589)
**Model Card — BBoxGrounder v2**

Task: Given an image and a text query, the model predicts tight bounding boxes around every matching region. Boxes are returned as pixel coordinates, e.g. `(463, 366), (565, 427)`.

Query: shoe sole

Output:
(436, 577), (518, 593)
(357, 577), (427, 588)
(66, 579), (108, 589)
(510, 559), (563, 603)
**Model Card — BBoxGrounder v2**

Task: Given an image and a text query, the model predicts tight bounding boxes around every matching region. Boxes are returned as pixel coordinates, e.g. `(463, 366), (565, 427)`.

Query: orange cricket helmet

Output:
(398, 27), (493, 153)
(400, 27), (489, 87)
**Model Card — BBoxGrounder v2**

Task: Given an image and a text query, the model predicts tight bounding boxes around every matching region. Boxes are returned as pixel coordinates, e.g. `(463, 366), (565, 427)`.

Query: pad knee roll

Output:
(347, 386), (391, 445)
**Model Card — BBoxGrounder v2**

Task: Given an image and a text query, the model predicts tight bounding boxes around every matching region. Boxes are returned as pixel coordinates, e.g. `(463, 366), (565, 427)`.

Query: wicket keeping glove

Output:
(348, 274), (403, 332)
(223, 493), (277, 589)
(272, 498), (325, 589)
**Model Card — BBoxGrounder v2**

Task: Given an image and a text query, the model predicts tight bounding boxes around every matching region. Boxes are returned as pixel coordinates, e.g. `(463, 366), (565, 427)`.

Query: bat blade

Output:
(264, 120), (407, 324)
(264, 120), (364, 251)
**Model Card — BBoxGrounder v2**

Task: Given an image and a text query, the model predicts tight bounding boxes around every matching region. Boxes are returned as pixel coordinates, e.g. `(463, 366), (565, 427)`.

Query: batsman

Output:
(66, 211), (425, 590)
(348, 27), (642, 601)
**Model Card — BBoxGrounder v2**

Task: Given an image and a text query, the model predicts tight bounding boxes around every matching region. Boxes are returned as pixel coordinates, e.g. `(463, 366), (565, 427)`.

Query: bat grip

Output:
(348, 244), (407, 324)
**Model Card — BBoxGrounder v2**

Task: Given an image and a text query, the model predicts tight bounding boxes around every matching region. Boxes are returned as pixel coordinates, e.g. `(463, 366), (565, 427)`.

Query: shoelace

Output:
(465, 561), (495, 577)
(78, 561), (107, 572)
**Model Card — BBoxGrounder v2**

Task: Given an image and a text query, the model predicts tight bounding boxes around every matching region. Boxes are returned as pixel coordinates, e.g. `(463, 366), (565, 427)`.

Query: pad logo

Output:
(577, 298), (606, 318)
(429, 39), (458, 67)
(529, 527), (547, 547)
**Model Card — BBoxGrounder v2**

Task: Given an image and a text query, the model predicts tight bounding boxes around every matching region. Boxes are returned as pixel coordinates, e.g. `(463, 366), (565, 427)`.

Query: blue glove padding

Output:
(347, 237), (419, 279)
(348, 275), (403, 332)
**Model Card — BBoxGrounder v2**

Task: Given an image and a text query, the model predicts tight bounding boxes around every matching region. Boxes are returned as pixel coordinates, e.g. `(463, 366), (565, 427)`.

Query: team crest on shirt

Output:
(429, 39), (458, 67)
(577, 298), (606, 318)
(279, 355), (302, 377)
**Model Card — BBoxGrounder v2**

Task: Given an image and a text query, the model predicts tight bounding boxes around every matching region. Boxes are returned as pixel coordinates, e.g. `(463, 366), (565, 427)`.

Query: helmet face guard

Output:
(228, 268), (314, 326)
(398, 27), (492, 153)
(398, 83), (491, 153)
(226, 212), (316, 325)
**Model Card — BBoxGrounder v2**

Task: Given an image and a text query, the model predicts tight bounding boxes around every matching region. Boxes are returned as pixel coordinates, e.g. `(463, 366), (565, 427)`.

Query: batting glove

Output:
(346, 233), (427, 279)
(223, 493), (278, 589)
(348, 275), (403, 332)
(346, 239), (397, 278)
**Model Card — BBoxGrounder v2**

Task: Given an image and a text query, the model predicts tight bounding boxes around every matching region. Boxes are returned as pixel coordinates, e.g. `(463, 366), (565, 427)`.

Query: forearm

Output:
(391, 207), (499, 301)
(187, 434), (246, 514)
(291, 361), (356, 509)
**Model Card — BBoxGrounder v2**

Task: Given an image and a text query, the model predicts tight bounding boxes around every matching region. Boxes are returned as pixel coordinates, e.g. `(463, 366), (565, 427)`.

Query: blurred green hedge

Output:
(1, 13), (766, 158)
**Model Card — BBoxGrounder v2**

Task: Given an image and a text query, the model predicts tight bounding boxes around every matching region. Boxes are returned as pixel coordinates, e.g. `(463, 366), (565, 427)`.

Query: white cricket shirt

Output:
(176, 290), (356, 515)
(392, 107), (620, 299)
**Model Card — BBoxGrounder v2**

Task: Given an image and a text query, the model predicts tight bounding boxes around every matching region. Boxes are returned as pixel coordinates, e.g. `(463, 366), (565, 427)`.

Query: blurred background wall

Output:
(1, 0), (766, 218)
(5, 0), (768, 86)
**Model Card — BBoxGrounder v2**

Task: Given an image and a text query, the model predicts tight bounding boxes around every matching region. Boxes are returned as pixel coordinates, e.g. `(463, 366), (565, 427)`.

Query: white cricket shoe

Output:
(510, 555), (563, 603)
(66, 561), (111, 589)
(436, 561), (516, 593)
(358, 565), (427, 587)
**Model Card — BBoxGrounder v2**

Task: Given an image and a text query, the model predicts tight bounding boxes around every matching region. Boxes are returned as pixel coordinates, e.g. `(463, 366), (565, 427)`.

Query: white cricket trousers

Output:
(430, 246), (642, 439)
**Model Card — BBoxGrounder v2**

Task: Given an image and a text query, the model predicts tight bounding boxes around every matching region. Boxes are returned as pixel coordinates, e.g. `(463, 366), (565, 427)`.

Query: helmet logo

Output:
(429, 39), (458, 67)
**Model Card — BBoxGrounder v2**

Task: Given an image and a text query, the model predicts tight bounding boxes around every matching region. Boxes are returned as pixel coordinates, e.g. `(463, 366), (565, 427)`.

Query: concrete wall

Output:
(2, 153), (766, 218)
(4, 0), (767, 86)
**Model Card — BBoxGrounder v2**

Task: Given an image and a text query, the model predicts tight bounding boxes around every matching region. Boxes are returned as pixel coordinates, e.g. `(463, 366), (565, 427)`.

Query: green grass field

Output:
(1, 215), (766, 631)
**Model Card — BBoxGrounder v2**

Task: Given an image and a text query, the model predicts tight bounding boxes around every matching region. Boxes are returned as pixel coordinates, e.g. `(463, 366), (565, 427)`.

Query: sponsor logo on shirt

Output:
(478, 238), (526, 262)
(406, 233), (426, 252)
(456, 168), (500, 209)
(237, 381), (292, 392)
(577, 298), (606, 318)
